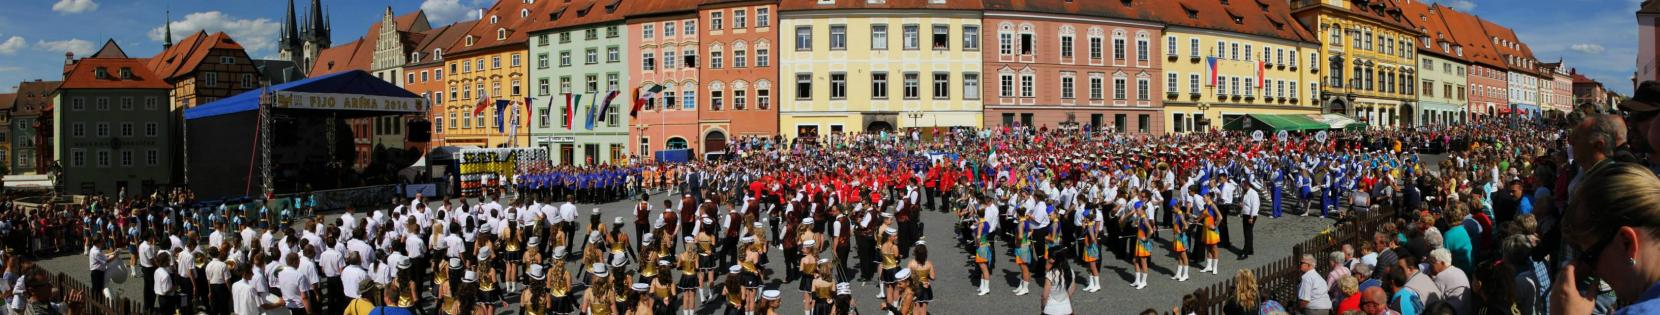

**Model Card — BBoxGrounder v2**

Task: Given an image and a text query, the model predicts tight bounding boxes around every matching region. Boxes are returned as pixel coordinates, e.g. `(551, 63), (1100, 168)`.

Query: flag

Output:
(494, 99), (510, 133)
(1256, 60), (1266, 88)
(564, 92), (581, 130)
(1206, 57), (1219, 86)
(472, 91), (492, 115)
(508, 106), (520, 146)
(585, 90), (599, 130)
(632, 84), (663, 117)
(523, 97), (534, 126)
(598, 89), (620, 121)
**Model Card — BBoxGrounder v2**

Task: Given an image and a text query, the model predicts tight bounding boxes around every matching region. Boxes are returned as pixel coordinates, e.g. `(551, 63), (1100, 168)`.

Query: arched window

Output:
(497, 28), (508, 40)
(666, 137), (688, 150)
(708, 81), (726, 111)
(520, 9), (530, 17)
(491, 16), (499, 24)
(732, 80), (748, 110)
(434, 48), (443, 61)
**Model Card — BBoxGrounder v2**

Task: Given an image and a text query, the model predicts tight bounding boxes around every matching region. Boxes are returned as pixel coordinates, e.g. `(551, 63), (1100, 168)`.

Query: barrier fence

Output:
(52, 271), (145, 315)
(1184, 206), (1397, 314)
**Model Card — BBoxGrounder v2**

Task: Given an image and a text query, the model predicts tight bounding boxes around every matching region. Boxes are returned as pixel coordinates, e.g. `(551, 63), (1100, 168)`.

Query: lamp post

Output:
(906, 111), (924, 131)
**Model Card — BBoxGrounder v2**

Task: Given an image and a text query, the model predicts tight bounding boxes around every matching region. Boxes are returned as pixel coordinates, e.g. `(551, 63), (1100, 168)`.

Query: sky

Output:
(0, 0), (1642, 95)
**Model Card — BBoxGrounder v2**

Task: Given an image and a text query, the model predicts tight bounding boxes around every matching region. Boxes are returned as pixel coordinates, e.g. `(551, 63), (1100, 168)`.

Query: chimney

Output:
(64, 52), (74, 65)
(478, 9), (485, 20)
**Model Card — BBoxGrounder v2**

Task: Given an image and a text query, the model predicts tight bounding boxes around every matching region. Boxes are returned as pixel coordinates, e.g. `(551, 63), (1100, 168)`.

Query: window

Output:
(1243, 78), (1253, 97)
(1020, 31), (1034, 55)
(830, 73), (847, 99)
(871, 24), (889, 50)
(733, 89), (747, 110)
(963, 73), (979, 100)
(1061, 75), (1076, 99)
(607, 73), (620, 92)
(72, 123), (84, 137)
(903, 25), (920, 50)
(932, 72), (950, 99)
(1166, 73), (1178, 94)
(240, 73), (254, 88)
(492, 56), (501, 68)
(1089, 36), (1103, 60)
(904, 72), (921, 99)
(1243, 44), (1253, 61)
(735, 10), (747, 28)
(734, 49), (747, 68)
(1090, 76), (1103, 99)
(71, 98), (84, 111)
(872, 72), (889, 99)
(607, 47), (620, 63)
(829, 25), (847, 50)
(97, 123), (109, 137)
(560, 51), (571, 67)
(710, 50), (723, 69)
(220, 56), (234, 64)
(666, 22), (677, 36)
(512, 54), (522, 67)
(120, 97), (132, 110)
(96, 98), (109, 111)
(585, 48), (598, 64)
(757, 85), (772, 109)
(711, 89), (724, 111)
(642, 52), (655, 70)
(204, 72), (218, 87)
(1019, 74), (1034, 98)
(145, 122), (157, 137)
(1112, 36), (1125, 60)
(1113, 77), (1126, 99)
(98, 151), (109, 167)
(756, 48), (769, 67)
(121, 150), (132, 167)
(931, 25), (949, 50)
(1190, 38), (1200, 57)
(999, 31), (1013, 55)
(711, 12), (724, 30)
(999, 74), (1014, 97)
(685, 20), (697, 35)
(962, 26), (979, 50)
(1167, 36), (1177, 56)
(121, 123), (132, 137)
(1060, 35), (1074, 58)
(71, 150), (83, 167)
(145, 97), (157, 110)
(664, 50), (677, 68)
(795, 73), (812, 99)
(643, 24), (655, 38)
(795, 26), (812, 51)
(607, 26), (619, 38)
(1230, 77), (1240, 96)
(1136, 35), (1148, 61)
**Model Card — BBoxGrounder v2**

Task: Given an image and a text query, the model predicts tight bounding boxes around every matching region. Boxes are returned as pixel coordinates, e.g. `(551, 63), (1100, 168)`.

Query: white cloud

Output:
(0, 36), (25, 54)
(1569, 43), (1607, 54)
(422, 0), (483, 25)
(148, 11), (281, 56)
(51, 0), (98, 14)
(1436, 0), (1477, 11)
(34, 39), (94, 56)
(0, 66), (20, 73)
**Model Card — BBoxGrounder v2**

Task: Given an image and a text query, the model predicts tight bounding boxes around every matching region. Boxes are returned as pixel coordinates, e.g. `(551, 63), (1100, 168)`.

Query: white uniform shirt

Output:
(277, 267), (308, 309)
(231, 279), (260, 315)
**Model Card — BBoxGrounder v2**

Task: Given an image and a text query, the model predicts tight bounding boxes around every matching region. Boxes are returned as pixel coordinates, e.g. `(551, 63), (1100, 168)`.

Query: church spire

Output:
(281, 0), (300, 49)
(163, 8), (173, 49)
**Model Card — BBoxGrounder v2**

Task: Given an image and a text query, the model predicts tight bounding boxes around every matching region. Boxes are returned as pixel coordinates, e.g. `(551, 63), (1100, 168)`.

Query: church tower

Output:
(277, 0), (330, 76)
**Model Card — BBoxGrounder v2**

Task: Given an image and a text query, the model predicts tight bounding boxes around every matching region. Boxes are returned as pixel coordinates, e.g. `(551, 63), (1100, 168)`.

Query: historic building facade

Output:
(695, 0), (780, 154)
(54, 42), (175, 195)
(531, 0), (632, 166)
(778, 0), (984, 140)
(978, 1), (1164, 133)
(1158, 0), (1319, 133)
(406, 20), (478, 147)
(441, 0), (548, 148)
(626, 2), (703, 159)
(1400, 1), (1465, 126)
(1292, 0), (1421, 128)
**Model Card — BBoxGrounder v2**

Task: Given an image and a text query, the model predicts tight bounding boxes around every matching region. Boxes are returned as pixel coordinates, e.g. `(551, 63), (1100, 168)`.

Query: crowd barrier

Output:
(1183, 206), (1397, 314)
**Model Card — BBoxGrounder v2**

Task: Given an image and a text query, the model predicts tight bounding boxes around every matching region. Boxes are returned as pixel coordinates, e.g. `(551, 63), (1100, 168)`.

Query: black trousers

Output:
(90, 270), (104, 297)
(1218, 204), (1235, 248)
(326, 276), (344, 315)
(210, 283), (231, 315)
(1242, 215), (1256, 255)
(142, 266), (156, 312)
(155, 295), (177, 315)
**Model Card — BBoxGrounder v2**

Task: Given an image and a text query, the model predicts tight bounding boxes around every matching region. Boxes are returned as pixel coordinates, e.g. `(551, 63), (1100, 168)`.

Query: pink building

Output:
(1440, 7), (1506, 120)
(628, 3), (704, 157)
(979, 0), (1165, 132)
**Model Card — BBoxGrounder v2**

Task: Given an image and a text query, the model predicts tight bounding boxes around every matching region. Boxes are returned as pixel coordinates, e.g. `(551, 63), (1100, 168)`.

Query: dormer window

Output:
(434, 48), (444, 61)
(94, 67), (108, 79)
(491, 16), (499, 24)
(928, 0), (944, 4)
(412, 52), (421, 62)
(119, 67), (132, 79)
(521, 9), (530, 17)
(465, 35), (476, 46)
(220, 56), (235, 64)
(498, 28), (508, 40)
(818, 0), (834, 5)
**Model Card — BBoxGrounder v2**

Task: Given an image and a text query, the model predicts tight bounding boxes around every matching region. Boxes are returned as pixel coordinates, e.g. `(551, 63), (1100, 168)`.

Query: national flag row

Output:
(468, 87), (628, 131)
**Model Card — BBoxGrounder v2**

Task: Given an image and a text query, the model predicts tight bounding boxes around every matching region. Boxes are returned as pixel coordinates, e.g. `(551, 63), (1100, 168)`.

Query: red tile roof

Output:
(1435, 6), (1502, 69)
(1150, 0), (1316, 43)
(981, 0), (1158, 23)
(147, 31), (249, 81)
(0, 93), (15, 111)
(534, 0), (633, 32)
(91, 39), (128, 59)
(12, 80), (61, 116)
(779, 0), (983, 12)
(61, 57), (173, 90)
(1395, 1), (1461, 61)
(1476, 16), (1540, 74)
(1643, 0), (1660, 14)
(445, 0), (555, 56)
(410, 20), (481, 66)
(309, 37), (371, 76)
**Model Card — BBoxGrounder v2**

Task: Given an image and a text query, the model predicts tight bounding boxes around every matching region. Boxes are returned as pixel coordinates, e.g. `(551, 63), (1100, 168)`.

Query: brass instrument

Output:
(193, 255), (208, 269)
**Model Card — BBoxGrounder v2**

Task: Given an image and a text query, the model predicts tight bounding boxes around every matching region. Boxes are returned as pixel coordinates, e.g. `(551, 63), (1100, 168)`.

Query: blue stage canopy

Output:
(184, 70), (425, 120)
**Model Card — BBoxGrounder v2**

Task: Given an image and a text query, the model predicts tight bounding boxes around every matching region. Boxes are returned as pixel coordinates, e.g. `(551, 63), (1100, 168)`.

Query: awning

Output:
(1310, 114), (1366, 130)
(1239, 114), (1329, 132)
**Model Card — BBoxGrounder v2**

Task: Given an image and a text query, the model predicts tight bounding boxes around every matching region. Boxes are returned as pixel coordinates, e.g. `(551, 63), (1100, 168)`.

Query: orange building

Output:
(695, 0), (779, 154)
(405, 20), (478, 147)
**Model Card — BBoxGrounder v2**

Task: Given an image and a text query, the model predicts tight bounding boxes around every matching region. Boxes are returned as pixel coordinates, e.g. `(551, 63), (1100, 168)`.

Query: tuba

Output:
(193, 255), (208, 269)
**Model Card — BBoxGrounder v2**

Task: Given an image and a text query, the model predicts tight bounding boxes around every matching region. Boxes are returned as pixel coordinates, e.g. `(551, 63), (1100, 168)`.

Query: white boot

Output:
(1210, 259), (1221, 274)
(1089, 276), (1101, 292)
(1134, 273), (1147, 289)
(977, 280), (990, 295)
(1014, 281), (1030, 295)
(877, 282), (886, 299)
(1180, 266), (1190, 281)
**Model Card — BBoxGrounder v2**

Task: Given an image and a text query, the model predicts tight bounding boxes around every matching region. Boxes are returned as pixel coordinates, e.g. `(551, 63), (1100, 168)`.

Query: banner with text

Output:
(272, 91), (427, 113)
(457, 147), (548, 196)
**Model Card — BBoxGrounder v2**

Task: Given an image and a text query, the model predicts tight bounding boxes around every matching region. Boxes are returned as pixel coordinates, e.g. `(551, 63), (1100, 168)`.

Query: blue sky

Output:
(0, 0), (1641, 95)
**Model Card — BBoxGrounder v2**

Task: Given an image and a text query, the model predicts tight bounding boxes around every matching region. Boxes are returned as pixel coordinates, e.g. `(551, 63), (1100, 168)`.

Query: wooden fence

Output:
(1184, 206), (1397, 314)
(52, 271), (146, 315)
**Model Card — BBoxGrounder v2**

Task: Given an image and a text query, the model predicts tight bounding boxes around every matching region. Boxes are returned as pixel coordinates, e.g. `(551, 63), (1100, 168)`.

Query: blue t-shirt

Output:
(1392, 288), (1422, 315)
(1444, 226), (1475, 272)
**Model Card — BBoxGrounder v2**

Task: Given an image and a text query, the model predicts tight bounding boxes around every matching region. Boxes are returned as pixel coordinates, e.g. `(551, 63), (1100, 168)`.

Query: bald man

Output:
(1361, 287), (1397, 315)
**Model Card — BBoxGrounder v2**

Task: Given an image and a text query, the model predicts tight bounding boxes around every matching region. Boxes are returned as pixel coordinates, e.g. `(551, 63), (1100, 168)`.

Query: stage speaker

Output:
(407, 120), (432, 143)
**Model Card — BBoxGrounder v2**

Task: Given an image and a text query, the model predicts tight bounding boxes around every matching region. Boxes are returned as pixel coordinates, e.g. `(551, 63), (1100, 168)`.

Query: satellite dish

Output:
(1252, 130), (1265, 142)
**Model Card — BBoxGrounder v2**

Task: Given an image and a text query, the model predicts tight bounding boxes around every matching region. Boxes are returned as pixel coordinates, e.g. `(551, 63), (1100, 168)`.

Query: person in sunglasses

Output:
(1552, 162), (1660, 314)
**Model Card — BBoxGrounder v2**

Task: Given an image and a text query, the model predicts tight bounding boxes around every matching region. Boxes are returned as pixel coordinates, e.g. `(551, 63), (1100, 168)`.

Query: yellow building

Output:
(778, 0), (984, 140)
(1292, 0), (1422, 128)
(1156, 0), (1322, 133)
(440, 0), (545, 148)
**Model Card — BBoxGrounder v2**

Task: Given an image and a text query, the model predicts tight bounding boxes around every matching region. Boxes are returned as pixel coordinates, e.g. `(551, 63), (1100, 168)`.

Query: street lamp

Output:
(906, 111), (924, 130)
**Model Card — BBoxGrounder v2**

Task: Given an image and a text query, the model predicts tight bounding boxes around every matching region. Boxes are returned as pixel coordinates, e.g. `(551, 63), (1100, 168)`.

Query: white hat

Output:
(802, 218), (815, 225)
(551, 246), (568, 259)
(801, 239), (816, 247)
(752, 222), (763, 228)
(728, 265), (742, 274)
(528, 237), (542, 246)
(894, 268), (911, 281)
(592, 208), (601, 214)
(632, 283), (650, 291)
(683, 236), (694, 243)
(740, 236), (755, 244)
(527, 265), (547, 280)
(591, 263), (609, 277)
(614, 217), (624, 225)
(657, 259), (671, 266)
(477, 248), (493, 261)
(448, 258), (463, 269)
(462, 271), (478, 283)
(885, 227), (898, 235)
(702, 218), (714, 224)
(817, 258), (830, 264)
(762, 290), (781, 300)
(835, 282), (852, 295)
(396, 259), (411, 270)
